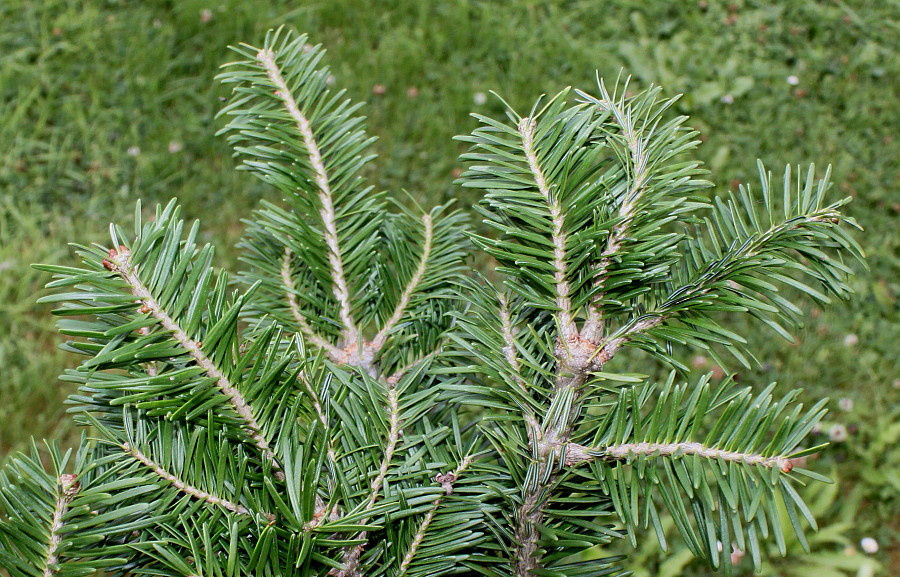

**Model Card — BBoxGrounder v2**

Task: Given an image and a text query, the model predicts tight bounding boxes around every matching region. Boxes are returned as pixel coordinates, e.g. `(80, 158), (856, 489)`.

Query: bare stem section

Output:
(41, 475), (79, 577)
(108, 249), (282, 480)
(565, 441), (793, 472)
(258, 48), (358, 345)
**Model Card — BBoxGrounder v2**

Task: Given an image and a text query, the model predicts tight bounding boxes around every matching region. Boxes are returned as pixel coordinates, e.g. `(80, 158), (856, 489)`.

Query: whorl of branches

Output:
(2, 27), (863, 577)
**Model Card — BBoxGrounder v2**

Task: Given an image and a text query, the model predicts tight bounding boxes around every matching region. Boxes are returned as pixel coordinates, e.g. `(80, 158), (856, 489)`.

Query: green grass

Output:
(1, 0), (896, 573)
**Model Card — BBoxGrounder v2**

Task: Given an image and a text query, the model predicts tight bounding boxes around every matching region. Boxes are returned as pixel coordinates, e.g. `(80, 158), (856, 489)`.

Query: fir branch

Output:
(371, 213), (434, 352)
(518, 117), (576, 341)
(591, 315), (665, 367)
(583, 84), (651, 342)
(565, 441), (793, 472)
(107, 248), (282, 480)
(257, 47), (358, 345)
(41, 475), (80, 577)
(333, 381), (402, 577)
(296, 358), (338, 466)
(281, 247), (345, 361)
(366, 384), (401, 511)
(580, 375), (827, 565)
(398, 456), (473, 577)
(23, 32), (864, 575)
(499, 293), (540, 442)
(122, 443), (274, 520)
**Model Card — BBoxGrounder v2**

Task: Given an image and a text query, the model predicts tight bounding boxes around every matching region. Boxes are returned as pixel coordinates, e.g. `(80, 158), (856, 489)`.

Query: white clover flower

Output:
(127, 146), (141, 157)
(168, 141), (183, 154)
(720, 94), (734, 104)
(843, 333), (859, 346)
(838, 397), (854, 412)
(829, 423), (848, 442)
(787, 75), (800, 86)
(473, 92), (487, 106)
(860, 537), (879, 554)
(200, 9), (213, 23)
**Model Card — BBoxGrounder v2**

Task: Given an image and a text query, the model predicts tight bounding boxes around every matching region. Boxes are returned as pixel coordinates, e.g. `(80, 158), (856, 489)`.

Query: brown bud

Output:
(139, 303), (151, 314)
(108, 248), (118, 258)
(102, 259), (115, 271)
(434, 472), (457, 495)
(59, 474), (81, 496)
(780, 460), (794, 473)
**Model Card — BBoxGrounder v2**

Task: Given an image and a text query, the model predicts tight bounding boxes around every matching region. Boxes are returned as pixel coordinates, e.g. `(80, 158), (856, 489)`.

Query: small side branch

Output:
(499, 294), (540, 444)
(41, 475), (79, 577)
(590, 315), (664, 369)
(108, 248), (283, 481)
(398, 457), (474, 576)
(297, 365), (337, 466)
(371, 213), (434, 352)
(281, 248), (345, 362)
(518, 117), (576, 341)
(365, 385), (401, 512)
(258, 48), (358, 345)
(565, 441), (793, 472)
(123, 443), (275, 521)
(331, 380), (402, 577)
(583, 93), (651, 342)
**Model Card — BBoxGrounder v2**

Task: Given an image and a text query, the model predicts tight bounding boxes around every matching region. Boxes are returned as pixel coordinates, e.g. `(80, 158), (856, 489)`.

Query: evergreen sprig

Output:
(567, 375), (829, 568)
(2, 28), (864, 577)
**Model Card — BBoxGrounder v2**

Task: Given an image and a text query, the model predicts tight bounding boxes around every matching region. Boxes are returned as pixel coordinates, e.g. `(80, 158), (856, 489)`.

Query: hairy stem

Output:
(41, 475), (79, 576)
(590, 315), (665, 368)
(518, 117), (576, 341)
(499, 293), (540, 445)
(108, 249), (283, 481)
(583, 92), (650, 342)
(281, 248), (345, 362)
(123, 443), (274, 520)
(332, 381), (402, 577)
(398, 457), (473, 576)
(565, 441), (793, 472)
(371, 213), (433, 352)
(258, 48), (358, 346)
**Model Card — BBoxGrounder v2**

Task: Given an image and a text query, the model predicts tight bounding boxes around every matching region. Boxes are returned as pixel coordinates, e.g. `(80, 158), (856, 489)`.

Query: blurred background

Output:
(0, 0), (896, 574)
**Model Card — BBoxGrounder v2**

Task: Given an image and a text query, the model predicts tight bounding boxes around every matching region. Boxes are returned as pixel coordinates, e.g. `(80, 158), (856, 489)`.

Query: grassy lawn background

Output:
(1, 0), (896, 573)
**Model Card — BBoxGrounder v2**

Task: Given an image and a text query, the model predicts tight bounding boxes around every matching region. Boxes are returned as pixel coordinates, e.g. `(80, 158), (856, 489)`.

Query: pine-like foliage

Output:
(2, 28), (864, 577)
